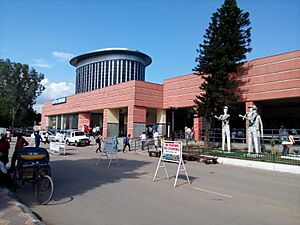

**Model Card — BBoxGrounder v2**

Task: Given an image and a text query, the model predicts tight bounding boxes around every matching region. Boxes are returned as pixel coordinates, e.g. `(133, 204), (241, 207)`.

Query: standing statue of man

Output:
(239, 105), (259, 154)
(214, 106), (231, 152)
(253, 106), (264, 152)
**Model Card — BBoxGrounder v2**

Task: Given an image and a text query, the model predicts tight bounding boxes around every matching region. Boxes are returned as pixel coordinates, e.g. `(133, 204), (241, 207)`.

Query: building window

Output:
(104, 61), (109, 87)
(91, 63), (94, 90)
(101, 61), (103, 88)
(113, 60), (117, 85)
(117, 60), (122, 84)
(96, 62), (100, 89)
(122, 60), (126, 82)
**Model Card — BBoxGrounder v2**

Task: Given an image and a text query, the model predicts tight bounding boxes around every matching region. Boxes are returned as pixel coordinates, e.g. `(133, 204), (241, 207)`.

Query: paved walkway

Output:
(0, 187), (45, 225)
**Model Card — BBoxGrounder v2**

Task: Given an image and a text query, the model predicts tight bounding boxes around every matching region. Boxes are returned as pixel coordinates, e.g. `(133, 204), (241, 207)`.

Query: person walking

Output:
(140, 132), (146, 151)
(153, 131), (159, 150)
(9, 133), (29, 173)
(184, 127), (192, 146)
(123, 134), (131, 152)
(95, 134), (104, 153)
(34, 131), (43, 148)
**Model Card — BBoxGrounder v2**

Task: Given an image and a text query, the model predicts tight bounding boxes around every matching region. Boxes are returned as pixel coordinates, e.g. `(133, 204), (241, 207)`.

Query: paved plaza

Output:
(7, 142), (300, 225)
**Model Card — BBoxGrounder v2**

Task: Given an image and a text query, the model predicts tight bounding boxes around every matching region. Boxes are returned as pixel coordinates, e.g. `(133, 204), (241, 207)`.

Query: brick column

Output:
(103, 109), (108, 137)
(193, 116), (203, 141)
(41, 114), (47, 130)
(78, 112), (90, 131)
(127, 106), (147, 138)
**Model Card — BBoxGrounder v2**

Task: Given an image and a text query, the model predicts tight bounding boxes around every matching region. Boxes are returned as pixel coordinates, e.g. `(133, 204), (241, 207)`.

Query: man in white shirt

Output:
(92, 126), (97, 139)
(140, 132), (146, 151)
(153, 131), (159, 150)
(96, 126), (100, 135)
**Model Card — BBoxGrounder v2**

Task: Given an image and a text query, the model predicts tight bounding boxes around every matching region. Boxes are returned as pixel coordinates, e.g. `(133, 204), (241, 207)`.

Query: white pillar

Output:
(157, 109), (167, 135)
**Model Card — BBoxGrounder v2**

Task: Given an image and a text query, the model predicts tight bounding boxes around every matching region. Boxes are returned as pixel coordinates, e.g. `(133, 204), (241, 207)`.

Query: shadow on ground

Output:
(14, 157), (151, 207)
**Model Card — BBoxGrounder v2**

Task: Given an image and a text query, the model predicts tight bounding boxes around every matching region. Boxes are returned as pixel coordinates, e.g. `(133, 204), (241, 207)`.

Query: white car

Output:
(65, 130), (90, 146)
(40, 131), (55, 143)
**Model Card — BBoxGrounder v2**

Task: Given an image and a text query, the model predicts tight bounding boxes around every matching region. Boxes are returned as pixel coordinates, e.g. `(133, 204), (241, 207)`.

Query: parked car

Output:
(40, 131), (55, 143)
(65, 130), (90, 146)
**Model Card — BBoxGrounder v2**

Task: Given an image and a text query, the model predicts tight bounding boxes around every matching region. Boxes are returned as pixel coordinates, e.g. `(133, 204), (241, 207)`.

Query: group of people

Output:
(0, 133), (29, 191)
(82, 125), (101, 138)
(94, 123), (161, 153)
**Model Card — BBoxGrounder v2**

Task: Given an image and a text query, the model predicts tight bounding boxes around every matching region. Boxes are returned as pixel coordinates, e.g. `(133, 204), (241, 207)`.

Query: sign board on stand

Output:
(153, 140), (190, 187)
(96, 137), (119, 168)
(49, 141), (66, 155)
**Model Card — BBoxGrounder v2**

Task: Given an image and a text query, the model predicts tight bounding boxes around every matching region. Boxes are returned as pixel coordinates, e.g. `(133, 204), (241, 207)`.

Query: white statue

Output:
(239, 105), (259, 154)
(253, 106), (263, 152)
(214, 106), (231, 152)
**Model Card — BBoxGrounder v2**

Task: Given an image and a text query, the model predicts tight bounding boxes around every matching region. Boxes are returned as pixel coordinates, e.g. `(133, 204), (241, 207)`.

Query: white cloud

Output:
(52, 51), (74, 61)
(32, 59), (52, 68)
(33, 103), (45, 114)
(33, 77), (75, 113)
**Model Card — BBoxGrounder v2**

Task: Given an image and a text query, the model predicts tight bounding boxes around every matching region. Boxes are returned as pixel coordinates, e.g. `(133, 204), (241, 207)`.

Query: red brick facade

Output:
(41, 50), (300, 139)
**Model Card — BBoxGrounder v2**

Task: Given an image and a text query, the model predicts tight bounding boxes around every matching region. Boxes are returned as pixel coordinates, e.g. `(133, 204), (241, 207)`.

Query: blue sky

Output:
(0, 0), (299, 112)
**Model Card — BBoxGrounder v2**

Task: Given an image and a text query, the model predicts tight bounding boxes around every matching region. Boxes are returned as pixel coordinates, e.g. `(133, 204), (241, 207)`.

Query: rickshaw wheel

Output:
(35, 175), (54, 205)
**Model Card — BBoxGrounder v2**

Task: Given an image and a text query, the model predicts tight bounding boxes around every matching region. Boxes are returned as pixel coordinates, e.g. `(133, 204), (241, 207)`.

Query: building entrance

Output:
(166, 107), (194, 133)
(90, 113), (103, 131)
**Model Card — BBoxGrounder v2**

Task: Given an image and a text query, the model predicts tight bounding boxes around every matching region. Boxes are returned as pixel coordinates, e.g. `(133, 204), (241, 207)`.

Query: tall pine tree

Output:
(193, 0), (251, 145)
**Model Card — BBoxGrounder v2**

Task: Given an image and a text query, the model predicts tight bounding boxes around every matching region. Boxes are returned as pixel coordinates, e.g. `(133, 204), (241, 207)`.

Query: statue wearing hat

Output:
(253, 106), (264, 152)
(239, 105), (259, 153)
(214, 106), (231, 152)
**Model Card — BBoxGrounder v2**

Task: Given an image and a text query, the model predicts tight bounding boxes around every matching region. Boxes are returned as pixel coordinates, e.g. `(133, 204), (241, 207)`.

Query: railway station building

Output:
(41, 48), (300, 140)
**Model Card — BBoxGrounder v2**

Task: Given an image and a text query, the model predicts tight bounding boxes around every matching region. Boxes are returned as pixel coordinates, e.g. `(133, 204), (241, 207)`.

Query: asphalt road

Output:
(13, 142), (300, 225)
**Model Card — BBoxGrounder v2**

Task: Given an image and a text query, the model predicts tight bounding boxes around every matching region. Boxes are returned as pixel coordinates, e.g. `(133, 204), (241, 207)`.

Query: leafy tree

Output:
(0, 59), (45, 130)
(193, 0), (251, 145)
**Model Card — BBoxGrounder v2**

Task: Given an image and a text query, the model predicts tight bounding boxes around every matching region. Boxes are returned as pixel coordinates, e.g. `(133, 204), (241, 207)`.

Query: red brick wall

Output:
(127, 106), (147, 136)
(41, 50), (300, 134)
(78, 112), (90, 132)
(163, 74), (203, 108)
(240, 50), (300, 101)
(42, 80), (163, 117)
(162, 50), (300, 106)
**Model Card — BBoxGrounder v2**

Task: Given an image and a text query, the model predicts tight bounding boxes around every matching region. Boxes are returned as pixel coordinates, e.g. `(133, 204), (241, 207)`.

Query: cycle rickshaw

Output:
(14, 147), (54, 205)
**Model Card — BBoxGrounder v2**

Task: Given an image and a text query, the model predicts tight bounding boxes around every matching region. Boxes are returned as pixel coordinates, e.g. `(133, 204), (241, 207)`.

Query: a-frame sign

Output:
(96, 137), (120, 168)
(153, 140), (190, 187)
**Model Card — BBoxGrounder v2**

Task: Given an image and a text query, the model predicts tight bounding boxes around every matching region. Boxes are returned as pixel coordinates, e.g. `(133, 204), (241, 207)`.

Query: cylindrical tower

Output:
(70, 48), (152, 94)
